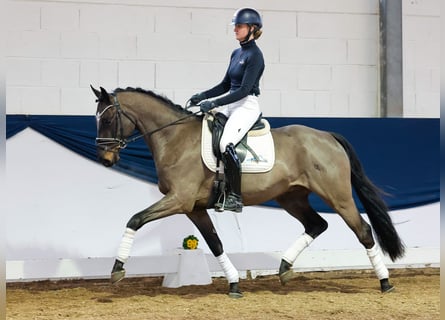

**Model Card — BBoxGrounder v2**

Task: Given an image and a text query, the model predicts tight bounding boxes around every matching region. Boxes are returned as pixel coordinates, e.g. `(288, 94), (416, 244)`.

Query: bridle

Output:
(96, 94), (199, 152)
(95, 95), (137, 151)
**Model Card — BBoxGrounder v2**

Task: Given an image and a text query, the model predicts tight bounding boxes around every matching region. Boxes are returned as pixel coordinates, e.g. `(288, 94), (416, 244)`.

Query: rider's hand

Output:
(200, 100), (218, 113)
(190, 93), (206, 105)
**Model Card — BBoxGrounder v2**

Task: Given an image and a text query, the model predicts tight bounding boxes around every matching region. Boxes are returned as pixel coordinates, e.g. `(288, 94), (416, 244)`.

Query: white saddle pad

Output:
(201, 115), (275, 173)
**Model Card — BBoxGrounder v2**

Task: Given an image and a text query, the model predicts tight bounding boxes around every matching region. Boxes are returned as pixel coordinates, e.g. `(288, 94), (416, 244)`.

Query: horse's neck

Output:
(130, 96), (200, 162)
(125, 95), (177, 136)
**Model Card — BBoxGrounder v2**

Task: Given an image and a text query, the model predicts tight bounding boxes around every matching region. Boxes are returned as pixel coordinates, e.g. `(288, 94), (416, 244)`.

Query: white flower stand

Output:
(162, 248), (212, 288)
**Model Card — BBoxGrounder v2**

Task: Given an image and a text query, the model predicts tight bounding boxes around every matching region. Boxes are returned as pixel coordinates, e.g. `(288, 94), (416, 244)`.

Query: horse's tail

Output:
(330, 132), (405, 261)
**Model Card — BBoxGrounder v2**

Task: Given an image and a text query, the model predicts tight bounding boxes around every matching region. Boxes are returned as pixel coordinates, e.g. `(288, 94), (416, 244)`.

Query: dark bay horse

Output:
(91, 86), (405, 298)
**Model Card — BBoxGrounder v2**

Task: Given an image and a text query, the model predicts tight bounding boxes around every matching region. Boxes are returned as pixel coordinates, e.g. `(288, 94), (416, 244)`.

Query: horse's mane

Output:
(113, 87), (196, 116)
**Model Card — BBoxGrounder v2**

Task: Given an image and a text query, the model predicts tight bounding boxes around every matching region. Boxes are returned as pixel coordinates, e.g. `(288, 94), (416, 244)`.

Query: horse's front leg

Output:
(111, 193), (185, 284)
(187, 209), (242, 299)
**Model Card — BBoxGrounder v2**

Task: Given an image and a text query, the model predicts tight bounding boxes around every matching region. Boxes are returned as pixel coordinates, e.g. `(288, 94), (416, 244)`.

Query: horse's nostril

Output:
(101, 159), (113, 167)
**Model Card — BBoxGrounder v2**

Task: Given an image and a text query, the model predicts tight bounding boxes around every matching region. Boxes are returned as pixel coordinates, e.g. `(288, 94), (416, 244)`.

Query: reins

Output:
(96, 95), (200, 150)
(125, 109), (200, 144)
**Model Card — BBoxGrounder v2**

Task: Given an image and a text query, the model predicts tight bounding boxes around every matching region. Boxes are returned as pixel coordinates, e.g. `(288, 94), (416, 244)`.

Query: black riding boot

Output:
(216, 143), (243, 213)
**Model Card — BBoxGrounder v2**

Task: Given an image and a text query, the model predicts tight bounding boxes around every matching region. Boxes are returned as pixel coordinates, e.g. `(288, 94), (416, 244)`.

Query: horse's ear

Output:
(90, 85), (101, 99)
(90, 85), (111, 103)
(100, 87), (108, 96)
(99, 87), (111, 103)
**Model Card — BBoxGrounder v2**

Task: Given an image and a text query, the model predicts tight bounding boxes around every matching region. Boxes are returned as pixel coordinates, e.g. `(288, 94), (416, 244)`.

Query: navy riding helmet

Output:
(232, 8), (262, 28)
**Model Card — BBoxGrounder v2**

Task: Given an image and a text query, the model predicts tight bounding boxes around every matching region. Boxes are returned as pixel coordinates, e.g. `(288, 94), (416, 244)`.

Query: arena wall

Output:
(5, 0), (440, 280)
(5, 128), (439, 281)
(5, 0), (440, 117)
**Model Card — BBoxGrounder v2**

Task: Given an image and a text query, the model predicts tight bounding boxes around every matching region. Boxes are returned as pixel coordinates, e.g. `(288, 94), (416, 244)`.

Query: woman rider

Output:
(190, 8), (265, 213)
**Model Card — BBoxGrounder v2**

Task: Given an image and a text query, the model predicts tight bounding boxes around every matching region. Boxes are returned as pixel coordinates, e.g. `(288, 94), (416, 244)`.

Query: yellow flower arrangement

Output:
(182, 235), (199, 250)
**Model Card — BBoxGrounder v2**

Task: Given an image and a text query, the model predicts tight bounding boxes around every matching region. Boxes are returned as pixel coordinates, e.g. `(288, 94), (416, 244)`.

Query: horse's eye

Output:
(102, 118), (112, 126)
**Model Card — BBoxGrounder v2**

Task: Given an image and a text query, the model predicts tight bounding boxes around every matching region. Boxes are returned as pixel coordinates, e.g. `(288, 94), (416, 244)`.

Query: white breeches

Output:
(217, 95), (261, 153)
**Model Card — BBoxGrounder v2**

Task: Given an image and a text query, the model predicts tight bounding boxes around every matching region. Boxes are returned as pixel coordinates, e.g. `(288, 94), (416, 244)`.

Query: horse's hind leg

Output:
(331, 198), (394, 293)
(187, 209), (242, 299)
(275, 189), (328, 285)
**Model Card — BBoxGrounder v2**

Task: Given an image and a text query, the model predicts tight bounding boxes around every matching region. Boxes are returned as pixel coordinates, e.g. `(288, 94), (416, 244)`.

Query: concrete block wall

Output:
(5, 0), (439, 117)
(402, 0), (440, 117)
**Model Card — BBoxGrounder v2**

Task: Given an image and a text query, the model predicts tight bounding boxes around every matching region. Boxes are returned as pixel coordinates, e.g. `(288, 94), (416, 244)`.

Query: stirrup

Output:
(215, 193), (243, 213)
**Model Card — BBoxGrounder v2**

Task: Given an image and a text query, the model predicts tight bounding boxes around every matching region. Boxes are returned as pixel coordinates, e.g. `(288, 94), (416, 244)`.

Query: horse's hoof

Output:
(111, 269), (126, 284)
(228, 282), (243, 299)
(228, 291), (243, 299)
(380, 278), (395, 293)
(279, 270), (296, 286)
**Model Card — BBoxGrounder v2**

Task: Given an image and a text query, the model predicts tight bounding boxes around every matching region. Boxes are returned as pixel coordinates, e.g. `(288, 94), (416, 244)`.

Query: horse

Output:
(91, 85), (405, 298)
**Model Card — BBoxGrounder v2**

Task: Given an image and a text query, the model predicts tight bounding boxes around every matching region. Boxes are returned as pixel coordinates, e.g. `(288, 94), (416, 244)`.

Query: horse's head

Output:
(91, 85), (137, 167)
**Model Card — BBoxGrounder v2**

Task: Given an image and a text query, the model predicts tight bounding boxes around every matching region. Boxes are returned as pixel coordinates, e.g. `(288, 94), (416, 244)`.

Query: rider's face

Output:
(234, 23), (252, 42)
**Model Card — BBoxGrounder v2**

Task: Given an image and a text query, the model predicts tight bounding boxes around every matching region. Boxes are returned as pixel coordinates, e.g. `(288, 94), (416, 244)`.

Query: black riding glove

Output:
(190, 92), (206, 105)
(200, 100), (218, 113)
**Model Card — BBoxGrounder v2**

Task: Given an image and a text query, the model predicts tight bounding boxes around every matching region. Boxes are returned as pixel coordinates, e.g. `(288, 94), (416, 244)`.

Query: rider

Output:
(190, 8), (265, 213)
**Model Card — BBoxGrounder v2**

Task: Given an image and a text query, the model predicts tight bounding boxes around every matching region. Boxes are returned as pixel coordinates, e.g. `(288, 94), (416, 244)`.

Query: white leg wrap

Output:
(117, 228), (136, 263)
(282, 233), (314, 265)
(216, 252), (239, 284)
(367, 243), (389, 280)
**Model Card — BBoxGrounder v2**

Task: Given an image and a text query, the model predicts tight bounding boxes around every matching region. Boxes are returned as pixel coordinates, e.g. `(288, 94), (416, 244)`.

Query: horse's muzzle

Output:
(101, 158), (114, 167)
(97, 149), (120, 167)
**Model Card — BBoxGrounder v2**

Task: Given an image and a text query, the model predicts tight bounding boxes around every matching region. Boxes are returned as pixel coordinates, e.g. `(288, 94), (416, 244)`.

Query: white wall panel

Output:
(156, 62), (225, 90)
(99, 34), (137, 59)
(262, 64), (298, 91)
(137, 34), (210, 61)
(4, 2), (41, 32)
(297, 65), (331, 91)
(298, 13), (378, 39)
(347, 39), (378, 65)
(349, 91), (378, 116)
(191, 9), (232, 36)
(402, 0), (440, 117)
(118, 61), (156, 89)
(7, 31), (61, 58)
(82, 60), (119, 90)
(60, 32), (100, 59)
(5, 0), (439, 117)
(79, 5), (154, 34)
(41, 5), (79, 31)
(279, 38), (347, 64)
(154, 7), (192, 34)
(7, 59), (41, 86)
(41, 60), (79, 87)
(262, 11), (297, 38)
(61, 88), (95, 115)
(280, 91), (315, 117)
(208, 37), (237, 62)
(257, 90), (281, 117)
(331, 65), (378, 92)
(5, 129), (439, 280)
(21, 87), (61, 114)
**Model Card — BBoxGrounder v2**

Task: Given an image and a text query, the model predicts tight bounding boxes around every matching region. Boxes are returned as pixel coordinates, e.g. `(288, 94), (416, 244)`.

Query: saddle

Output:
(208, 112), (266, 163)
(201, 113), (275, 209)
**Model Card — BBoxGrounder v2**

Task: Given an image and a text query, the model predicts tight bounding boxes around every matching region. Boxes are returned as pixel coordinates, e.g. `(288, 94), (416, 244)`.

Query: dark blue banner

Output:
(7, 115), (439, 212)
